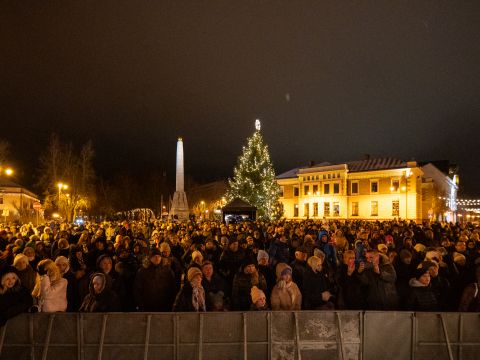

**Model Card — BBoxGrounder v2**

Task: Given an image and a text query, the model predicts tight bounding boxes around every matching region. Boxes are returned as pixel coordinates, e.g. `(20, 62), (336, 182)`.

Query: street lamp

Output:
(57, 182), (68, 215)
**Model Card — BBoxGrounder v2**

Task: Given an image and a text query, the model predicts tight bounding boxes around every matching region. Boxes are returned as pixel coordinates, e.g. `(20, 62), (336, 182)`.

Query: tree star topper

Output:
(255, 119), (261, 131)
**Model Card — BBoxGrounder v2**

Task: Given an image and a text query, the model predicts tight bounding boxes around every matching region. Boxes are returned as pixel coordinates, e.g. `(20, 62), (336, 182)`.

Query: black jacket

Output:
(0, 284), (33, 326)
(134, 263), (176, 311)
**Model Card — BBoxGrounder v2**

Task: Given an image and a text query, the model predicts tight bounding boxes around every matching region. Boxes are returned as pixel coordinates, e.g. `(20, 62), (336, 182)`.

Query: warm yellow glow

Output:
(63, 184), (68, 190)
(200, 201), (205, 205)
(390, 186), (395, 191)
(52, 213), (60, 218)
(4, 168), (13, 176)
(57, 182), (68, 190)
(58, 182), (63, 189)
(401, 186), (406, 191)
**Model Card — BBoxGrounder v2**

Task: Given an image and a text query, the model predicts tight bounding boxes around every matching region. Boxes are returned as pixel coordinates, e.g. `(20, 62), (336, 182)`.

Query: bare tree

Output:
(0, 140), (10, 165)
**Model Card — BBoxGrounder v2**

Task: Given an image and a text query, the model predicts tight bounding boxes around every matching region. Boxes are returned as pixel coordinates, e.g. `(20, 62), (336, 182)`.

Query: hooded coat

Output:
(0, 278), (33, 325)
(231, 263), (267, 311)
(79, 272), (121, 312)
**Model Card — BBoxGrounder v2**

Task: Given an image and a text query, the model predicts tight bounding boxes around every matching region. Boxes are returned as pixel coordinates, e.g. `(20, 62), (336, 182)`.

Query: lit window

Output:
(333, 202), (340, 216)
(392, 200), (399, 216)
(294, 187), (299, 197)
(352, 202), (359, 216)
(313, 203), (318, 217)
(371, 181), (379, 194)
(279, 186), (284, 197)
(304, 203), (310, 217)
(371, 201), (378, 216)
(304, 185), (309, 196)
(324, 202), (330, 217)
(391, 179), (399, 192)
(313, 185), (318, 194)
(294, 204), (299, 217)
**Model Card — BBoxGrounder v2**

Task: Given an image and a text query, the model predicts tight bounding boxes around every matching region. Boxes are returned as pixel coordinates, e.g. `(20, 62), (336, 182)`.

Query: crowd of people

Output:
(1, 218), (480, 325)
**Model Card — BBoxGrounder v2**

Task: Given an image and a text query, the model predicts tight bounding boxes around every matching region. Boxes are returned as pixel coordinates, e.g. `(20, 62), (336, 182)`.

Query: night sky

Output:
(1, 2), (480, 195)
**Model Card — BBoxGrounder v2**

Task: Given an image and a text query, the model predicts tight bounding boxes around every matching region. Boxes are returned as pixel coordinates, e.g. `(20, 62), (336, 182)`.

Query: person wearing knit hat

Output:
(250, 286), (268, 310)
(453, 252), (466, 266)
(406, 261), (438, 311)
(191, 250), (204, 265)
(231, 257), (267, 311)
(414, 243), (426, 254)
(173, 267), (206, 312)
(13, 253), (37, 292)
(257, 250), (269, 264)
(271, 263), (302, 311)
(377, 244), (388, 255)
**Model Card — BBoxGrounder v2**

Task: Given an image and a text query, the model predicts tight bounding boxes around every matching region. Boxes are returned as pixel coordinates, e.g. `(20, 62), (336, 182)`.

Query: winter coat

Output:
(458, 282), (480, 312)
(38, 275), (68, 312)
(258, 265), (276, 300)
(134, 263), (176, 311)
(290, 260), (308, 293)
(231, 270), (267, 311)
(0, 283), (33, 325)
(79, 273), (121, 312)
(302, 267), (334, 310)
(270, 281), (302, 311)
(172, 282), (207, 312)
(406, 278), (438, 311)
(358, 255), (398, 310)
(337, 264), (365, 310)
(63, 270), (80, 312)
(16, 265), (37, 293)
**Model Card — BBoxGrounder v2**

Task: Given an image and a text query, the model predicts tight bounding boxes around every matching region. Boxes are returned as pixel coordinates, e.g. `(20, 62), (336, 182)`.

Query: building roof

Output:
(276, 157), (409, 179)
(345, 158), (407, 172)
(223, 198), (256, 211)
(0, 177), (24, 188)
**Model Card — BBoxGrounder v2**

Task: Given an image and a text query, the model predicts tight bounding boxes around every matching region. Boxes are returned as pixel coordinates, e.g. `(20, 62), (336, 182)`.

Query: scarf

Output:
(192, 285), (206, 312)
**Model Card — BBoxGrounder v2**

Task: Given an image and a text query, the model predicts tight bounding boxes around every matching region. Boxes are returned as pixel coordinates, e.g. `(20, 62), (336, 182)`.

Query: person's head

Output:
(427, 261), (439, 278)
(246, 236), (254, 246)
(228, 238), (239, 252)
(98, 255), (113, 274)
(251, 286), (266, 308)
(343, 250), (356, 266)
(276, 263), (292, 283)
(415, 262), (432, 286)
(243, 258), (257, 275)
(399, 249), (412, 265)
(37, 259), (61, 283)
(307, 256), (323, 273)
(159, 242), (171, 257)
(55, 256), (70, 275)
(453, 252), (466, 267)
(191, 250), (203, 265)
(365, 250), (379, 264)
(1, 267), (19, 292)
(455, 241), (466, 253)
(149, 248), (162, 266)
(205, 239), (215, 250)
(295, 247), (308, 262)
(13, 253), (29, 271)
(92, 274), (106, 294)
(187, 267), (203, 288)
(257, 250), (269, 266)
(23, 246), (35, 261)
(201, 261), (214, 279)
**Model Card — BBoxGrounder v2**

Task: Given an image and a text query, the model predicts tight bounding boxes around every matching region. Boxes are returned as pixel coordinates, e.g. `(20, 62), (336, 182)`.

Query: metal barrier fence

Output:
(0, 311), (479, 360)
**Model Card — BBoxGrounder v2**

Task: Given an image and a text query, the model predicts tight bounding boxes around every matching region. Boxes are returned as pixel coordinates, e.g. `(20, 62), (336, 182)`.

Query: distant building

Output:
(276, 158), (458, 222)
(0, 178), (40, 222)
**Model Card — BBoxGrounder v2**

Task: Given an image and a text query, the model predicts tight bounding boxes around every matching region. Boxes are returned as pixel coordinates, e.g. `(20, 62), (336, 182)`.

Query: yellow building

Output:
(0, 177), (40, 223)
(277, 158), (428, 222)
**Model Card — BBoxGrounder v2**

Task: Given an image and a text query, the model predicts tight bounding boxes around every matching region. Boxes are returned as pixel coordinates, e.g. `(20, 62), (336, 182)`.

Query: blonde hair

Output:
(307, 255), (322, 270)
(343, 250), (355, 264)
(0, 272), (20, 294)
(32, 259), (62, 298)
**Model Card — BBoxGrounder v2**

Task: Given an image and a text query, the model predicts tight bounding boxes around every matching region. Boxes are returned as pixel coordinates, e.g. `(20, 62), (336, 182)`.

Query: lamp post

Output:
(402, 169), (412, 220)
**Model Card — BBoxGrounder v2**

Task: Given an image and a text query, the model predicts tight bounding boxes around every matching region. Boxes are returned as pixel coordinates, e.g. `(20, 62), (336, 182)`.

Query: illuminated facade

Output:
(0, 177), (40, 222)
(277, 158), (456, 222)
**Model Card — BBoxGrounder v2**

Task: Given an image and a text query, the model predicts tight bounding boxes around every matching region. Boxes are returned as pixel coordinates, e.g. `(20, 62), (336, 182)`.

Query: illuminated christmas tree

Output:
(226, 120), (283, 220)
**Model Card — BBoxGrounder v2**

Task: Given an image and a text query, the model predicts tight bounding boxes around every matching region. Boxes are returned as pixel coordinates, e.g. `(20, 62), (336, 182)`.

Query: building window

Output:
(328, 174), (331, 179)
(392, 200), (399, 216)
(323, 174), (326, 180)
(352, 202), (359, 216)
(0, 196), (3, 205)
(391, 179), (400, 192)
(333, 202), (340, 216)
(371, 201), (378, 216)
(313, 185), (318, 195)
(333, 183), (340, 194)
(294, 187), (299, 197)
(279, 186), (284, 197)
(351, 182), (359, 195)
(294, 204), (299, 217)
(304, 185), (309, 196)
(324, 183), (330, 194)
(324, 202), (330, 217)
(371, 181), (379, 194)
(304, 203), (310, 217)
(313, 203), (318, 217)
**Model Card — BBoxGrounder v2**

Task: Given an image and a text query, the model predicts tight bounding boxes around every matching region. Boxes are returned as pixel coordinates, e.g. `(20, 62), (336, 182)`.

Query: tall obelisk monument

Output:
(170, 137), (189, 220)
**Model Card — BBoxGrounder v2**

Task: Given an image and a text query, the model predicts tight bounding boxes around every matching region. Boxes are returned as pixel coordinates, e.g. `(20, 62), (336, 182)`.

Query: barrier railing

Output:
(0, 311), (479, 360)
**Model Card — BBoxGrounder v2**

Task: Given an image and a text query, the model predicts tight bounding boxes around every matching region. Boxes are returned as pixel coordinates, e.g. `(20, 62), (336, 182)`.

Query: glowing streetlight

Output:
(4, 168), (13, 176)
